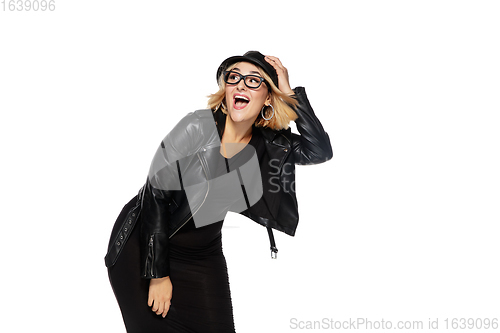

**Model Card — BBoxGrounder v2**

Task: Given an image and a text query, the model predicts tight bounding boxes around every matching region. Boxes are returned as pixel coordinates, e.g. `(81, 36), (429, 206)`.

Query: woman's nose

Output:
(236, 78), (247, 90)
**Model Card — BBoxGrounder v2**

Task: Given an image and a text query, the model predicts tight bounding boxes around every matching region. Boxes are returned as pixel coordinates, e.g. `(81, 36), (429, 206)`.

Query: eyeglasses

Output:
(223, 71), (267, 89)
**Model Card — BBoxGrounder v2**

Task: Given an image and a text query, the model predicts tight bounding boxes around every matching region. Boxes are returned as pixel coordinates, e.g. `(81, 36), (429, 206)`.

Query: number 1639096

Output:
(1, 0), (55, 11)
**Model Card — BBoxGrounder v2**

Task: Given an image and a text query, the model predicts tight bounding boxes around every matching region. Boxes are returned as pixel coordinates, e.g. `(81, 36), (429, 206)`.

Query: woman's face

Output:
(224, 62), (271, 124)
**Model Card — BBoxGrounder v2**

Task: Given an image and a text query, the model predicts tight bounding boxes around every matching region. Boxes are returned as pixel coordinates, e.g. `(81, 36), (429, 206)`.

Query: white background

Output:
(1, 1), (499, 332)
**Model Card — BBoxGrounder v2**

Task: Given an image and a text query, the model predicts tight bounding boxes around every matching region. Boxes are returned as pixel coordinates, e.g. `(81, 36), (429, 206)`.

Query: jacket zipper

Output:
(148, 235), (154, 277)
(168, 152), (210, 239)
(267, 133), (291, 259)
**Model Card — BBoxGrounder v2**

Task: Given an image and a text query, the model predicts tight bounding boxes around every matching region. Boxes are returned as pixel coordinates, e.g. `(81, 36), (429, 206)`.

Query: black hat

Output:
(216, 51), (279, 88)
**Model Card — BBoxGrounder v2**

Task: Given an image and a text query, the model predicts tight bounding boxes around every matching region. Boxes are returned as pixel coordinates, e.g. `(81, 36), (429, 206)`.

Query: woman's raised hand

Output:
(148, 276), (173, 318)
(264, 55), (294, 96)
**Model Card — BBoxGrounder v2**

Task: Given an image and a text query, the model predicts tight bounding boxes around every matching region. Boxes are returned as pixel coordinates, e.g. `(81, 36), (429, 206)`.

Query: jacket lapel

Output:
(212, 109), (290, 220)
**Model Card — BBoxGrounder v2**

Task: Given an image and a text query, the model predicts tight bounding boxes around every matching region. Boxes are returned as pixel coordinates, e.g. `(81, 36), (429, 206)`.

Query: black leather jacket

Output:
(104, 87), (332, 278)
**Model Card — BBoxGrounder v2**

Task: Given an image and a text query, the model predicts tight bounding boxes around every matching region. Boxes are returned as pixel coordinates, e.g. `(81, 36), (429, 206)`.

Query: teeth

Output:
(235, 95), (249, 101)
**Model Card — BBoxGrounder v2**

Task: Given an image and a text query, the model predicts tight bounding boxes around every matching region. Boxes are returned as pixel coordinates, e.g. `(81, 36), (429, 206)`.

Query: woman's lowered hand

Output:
(148, 276), (172, 318)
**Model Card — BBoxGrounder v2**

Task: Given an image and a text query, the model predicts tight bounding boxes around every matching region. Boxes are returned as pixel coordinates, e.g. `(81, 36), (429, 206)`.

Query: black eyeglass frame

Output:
(223, 70), (268, 89)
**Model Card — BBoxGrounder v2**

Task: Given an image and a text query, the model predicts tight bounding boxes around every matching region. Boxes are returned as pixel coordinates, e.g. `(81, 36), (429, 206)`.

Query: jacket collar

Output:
(259, 125), (279, 143)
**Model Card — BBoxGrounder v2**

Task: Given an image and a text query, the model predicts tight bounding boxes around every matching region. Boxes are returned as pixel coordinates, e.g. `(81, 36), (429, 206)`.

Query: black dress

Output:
(107, 129), (271, 333)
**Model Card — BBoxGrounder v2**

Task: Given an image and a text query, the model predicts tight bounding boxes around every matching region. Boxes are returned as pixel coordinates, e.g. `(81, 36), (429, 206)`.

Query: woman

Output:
(105, 51), (332, 332)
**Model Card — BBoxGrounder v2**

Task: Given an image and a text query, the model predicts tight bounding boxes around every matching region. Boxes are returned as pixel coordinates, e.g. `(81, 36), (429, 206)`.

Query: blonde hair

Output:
(207, 62), (298, 130)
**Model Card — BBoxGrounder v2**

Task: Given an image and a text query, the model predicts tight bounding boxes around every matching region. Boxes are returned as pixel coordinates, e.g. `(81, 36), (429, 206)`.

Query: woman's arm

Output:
(140, 177), (172, 278)
(264, 55), (332, 165)
(290, 86), (333, 165)
(140, 111), (210, 318)
(141, 176), (173, 318)
(140, 110), (211, 278)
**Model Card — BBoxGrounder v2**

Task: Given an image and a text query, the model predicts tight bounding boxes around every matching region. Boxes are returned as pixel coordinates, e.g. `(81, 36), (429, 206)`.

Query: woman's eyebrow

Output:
(231, 68), (261, 75)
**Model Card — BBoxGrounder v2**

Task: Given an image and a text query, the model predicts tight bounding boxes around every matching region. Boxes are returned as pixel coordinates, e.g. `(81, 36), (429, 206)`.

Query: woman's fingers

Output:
(156, 301), (164, 315)
(151, 298), (170, 316)
(158, 301), (167, 316)
(151, 299), (159, 312)
(265, 55), (294, 95)
(148, 292), (154, 307)
(265, 56), (283, 73)
(162, 301), (171, 318)
(148, 276), (173, 318)
(150, 299), (170, 316)
(265, 55), (282, 66)
(265, 56), (287, 75)
(152, 300), (170, 317)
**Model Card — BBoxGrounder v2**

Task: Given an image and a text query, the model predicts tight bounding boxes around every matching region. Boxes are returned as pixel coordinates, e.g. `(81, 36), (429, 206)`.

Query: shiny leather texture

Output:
(104, 86), (333, 278)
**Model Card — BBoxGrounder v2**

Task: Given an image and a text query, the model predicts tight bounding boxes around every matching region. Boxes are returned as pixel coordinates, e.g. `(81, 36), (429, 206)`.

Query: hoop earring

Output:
(216, 102), (226, 112)
(261, 104), (274, 121)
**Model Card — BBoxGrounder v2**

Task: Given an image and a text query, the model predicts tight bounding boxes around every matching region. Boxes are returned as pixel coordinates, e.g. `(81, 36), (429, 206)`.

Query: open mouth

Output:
(233, 94), (250, 110)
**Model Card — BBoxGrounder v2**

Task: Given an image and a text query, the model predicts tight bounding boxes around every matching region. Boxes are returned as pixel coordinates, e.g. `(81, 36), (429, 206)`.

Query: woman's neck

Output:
(220, 114), (254, 158)
(222, 115), (253, 144)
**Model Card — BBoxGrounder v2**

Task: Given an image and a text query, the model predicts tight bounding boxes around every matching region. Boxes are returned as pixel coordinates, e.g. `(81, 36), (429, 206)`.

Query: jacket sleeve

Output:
(140, 112), (205, 279)
(140, 177), (172, 278)
(291, 86), (333, 165)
